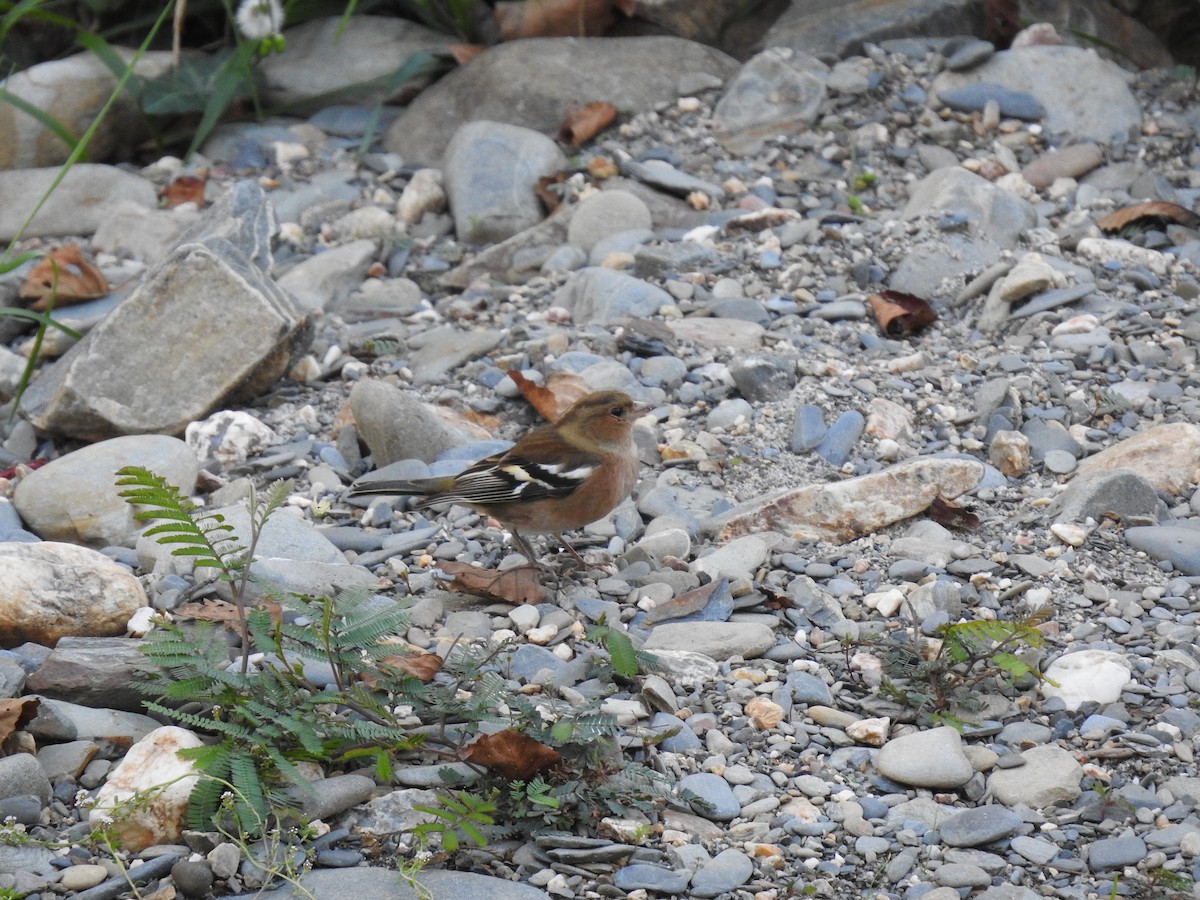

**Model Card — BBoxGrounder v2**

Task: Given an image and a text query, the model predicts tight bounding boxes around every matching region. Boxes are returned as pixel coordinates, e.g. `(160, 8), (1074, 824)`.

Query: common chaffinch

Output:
(349, 390), (650, 567)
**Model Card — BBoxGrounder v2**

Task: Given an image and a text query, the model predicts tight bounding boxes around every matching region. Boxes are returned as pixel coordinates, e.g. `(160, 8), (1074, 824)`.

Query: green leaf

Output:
(141, 49), (251, 116)
(602, 627), (638, 678)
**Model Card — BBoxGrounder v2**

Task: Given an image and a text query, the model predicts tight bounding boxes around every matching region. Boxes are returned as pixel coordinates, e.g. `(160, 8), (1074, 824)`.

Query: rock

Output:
(90, 726), (204, 851)
(713, 48), (828, 154)
(13, 435), (198, 546)
(987, 745), (1083, 807)
(892, 166), (1037, 298)
(708, 457), (984, 543)
(21, 238), (309, 441)
(930, 46), (1141, 145)
(690, 847), (753, 897)
(442, 121), (565, 244)
(567, 190), (653, 252)
(186, 410), (278, 471)
(1036, 657), (1128, 710)
(874, 726), (974, 789)
(0, 752), (50, 804)
(0, 51), (173, 170)
(259, 16), (451, 110)
(384, 37), (737, 165)
(25, 696), (160, 744)
(1075, 422), (1200, 494)
(989, 431), (1030, 478)
(1021, 142), (1104, 188)
(1125, 526), (1200, 575)
(642, 622), (776, 660)
(0, 544), (146, 649)
(692, 533), (781, 582)
(0, 164), (157, 241)
(940, 806), (1023, 847)
(765, 0), (979, 59)
(276, 239), (377, 313)
(554, 268), (676, 324)
(678, 772), (740, 821)
(227, 868), (552, 900)
(1051, 470), (1164, 525)
(24, 637), (159, 711)
(349, 379), (475, 466)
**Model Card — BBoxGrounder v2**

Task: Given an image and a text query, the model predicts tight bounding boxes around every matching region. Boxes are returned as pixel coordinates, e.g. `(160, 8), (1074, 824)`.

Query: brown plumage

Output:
(349, 390), (648, 566)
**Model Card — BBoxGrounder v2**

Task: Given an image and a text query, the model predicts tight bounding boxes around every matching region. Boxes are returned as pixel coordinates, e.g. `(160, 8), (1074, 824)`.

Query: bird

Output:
(348, 390), (650, 568)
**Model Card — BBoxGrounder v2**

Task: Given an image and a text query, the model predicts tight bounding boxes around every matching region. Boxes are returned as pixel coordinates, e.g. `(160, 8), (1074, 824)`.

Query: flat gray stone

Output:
(0, 164), (156, 241)
(384, 37), (737, 166)
(228, 868), (550, 899)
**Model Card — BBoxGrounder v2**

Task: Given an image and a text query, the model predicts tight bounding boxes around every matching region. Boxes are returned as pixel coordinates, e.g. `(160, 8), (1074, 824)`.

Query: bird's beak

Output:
(632, 402), (654, 417)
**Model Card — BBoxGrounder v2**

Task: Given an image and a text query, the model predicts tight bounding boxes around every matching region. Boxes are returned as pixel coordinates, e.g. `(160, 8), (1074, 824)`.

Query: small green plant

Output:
(874, 608), (1056, 724)
(413, 789), (497, 852)
(116, 465), (288, 674)
(121, 470), (677, 852)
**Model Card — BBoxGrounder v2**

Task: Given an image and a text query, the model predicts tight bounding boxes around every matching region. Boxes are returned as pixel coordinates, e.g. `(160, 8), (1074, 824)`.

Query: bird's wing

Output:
(436, 451), (598, 506)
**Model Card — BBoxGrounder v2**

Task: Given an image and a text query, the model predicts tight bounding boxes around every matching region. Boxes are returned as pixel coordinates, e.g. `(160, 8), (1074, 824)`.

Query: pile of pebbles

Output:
(3, 21), (1200, 900)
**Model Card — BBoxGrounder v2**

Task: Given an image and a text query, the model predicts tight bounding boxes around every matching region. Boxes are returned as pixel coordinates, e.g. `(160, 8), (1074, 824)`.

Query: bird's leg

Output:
(510, 530), (552, 572)
(558, 534), (591, 569)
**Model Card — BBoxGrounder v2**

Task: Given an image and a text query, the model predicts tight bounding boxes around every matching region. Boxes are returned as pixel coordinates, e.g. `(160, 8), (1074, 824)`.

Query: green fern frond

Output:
(115, 466), (242, 572)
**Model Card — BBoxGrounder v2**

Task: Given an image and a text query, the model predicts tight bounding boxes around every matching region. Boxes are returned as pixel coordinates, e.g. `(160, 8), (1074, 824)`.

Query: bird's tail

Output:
(346, 475), (455, 500)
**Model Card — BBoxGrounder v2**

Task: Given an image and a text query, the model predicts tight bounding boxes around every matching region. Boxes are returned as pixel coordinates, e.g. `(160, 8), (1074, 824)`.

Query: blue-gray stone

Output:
(690, 848), (753, 898)
(787, 671), (834, 705)
(944, 39), (994, 71)
(228, 869), (551, 899)
(792, 404), (827, 453)
(939, 83), (1044, 120)
(816, 410), (865, 466)
(648, 713), (702, 752)
(678, 772), (741, 822)
(939, 806), (1022, 847)
(613, 864), (691, 893)
(1087, 834), (1146, 871)
(1126, 526), (1200, 575)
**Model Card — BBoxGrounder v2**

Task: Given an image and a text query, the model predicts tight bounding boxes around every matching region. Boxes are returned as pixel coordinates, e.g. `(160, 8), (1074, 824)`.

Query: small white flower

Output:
(236, 0), (284, 41)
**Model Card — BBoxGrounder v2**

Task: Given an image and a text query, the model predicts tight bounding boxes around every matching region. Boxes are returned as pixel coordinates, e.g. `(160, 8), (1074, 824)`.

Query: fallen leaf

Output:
(448, 43), (485, 66)
(19, 244), (109, 310)
(461, 729), (561, 780)
(725, 208), (801, 232)
(0, 697), (39, 750)
(158, 172), (208, 208)
(174, 599), (283, 629)
(506, 370), (590, 422)
(928, 495), (981, 531)
(380, 652), (444, 682)
(495, 0), (616, 40)
(559, 101), (618, 147)
(436, 560), (546, 605)
(1097, 201), (1200, 234)
(868, 290), (938, 337)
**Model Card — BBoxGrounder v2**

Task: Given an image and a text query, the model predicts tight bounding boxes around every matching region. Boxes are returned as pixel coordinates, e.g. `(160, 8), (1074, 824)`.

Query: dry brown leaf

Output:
(381, 652), (444, 682)
(461, 729), (561, 779)
(158, 172), (208, 209)
(928, 495), (981, 531)
(868, 290), (938, 337)
(505, 370), (590, 422)
(559, 101), (618, 147)
(1096, 201), (1200, 234)
(495, 0), (616, 40)
(436, 560), (547, 605)
(174, 599), (283, 629)
(448, 43), (485, 65)
(19, 244), (110, 310)
(0, 697), (39, 748)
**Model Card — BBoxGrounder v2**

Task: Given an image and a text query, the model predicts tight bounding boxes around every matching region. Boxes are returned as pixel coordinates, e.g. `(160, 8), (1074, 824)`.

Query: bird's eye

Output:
(610, 406), (625, 418)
